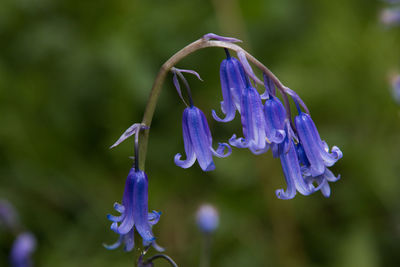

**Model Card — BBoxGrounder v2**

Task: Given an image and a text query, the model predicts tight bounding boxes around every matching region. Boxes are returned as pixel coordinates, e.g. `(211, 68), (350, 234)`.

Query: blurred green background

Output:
(1, 0), (400, 266)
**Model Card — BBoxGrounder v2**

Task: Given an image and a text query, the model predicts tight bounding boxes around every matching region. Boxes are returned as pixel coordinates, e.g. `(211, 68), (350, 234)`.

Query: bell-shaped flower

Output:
(264, 96), (286, 147)
(212, 50), (247, 122)
(229, 82), (268, 155)
(175, 106), (231, 171)
(105, 167), (162, 252)
(275, 132), (317, 200)
(294, 111), (342, 177)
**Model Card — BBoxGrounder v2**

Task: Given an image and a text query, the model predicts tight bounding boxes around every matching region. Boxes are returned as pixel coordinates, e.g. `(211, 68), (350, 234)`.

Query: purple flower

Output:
(380, 8), (400, 26)
(196, 204), (219, 233)
(303, 167), (341, 198)
(276, 128), (316, 200)
(105, 167), (163, 252)
(264, 96), (286, 151)
(229, 82), (268, 155)
(212, 50), (247, 122)
(175, 106), (232, 171)
(10, 232), (36, 267)
(294, 112), (342, 177)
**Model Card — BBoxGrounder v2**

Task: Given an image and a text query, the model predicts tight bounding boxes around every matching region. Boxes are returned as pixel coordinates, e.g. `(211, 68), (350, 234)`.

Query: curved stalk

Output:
(139, 37), (289, 169)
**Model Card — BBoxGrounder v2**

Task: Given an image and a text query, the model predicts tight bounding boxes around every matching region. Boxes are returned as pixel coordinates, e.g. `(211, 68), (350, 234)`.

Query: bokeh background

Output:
(1, 0), (400, 266)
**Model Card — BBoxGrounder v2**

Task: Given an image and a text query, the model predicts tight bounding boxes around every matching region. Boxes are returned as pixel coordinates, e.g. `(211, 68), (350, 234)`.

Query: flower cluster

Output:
(172, 37), (342, 199)
(106, 33), (343, 260)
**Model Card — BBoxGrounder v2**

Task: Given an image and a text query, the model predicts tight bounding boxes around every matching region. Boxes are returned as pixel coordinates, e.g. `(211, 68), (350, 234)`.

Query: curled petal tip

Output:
(202, 33), (242, 43)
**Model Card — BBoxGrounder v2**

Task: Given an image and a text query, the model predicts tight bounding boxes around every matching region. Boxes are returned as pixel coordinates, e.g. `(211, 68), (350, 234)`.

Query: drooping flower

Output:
(10, 232), (36, 267)
(105, 167), (163, 252)
(275, 125), (316, 200)
(229, 77), (268, 154)
(196, 204), (219, 234)
(212, 50), (247, 122)
(294, 111), (342, 177)
(263, 73), (287, 155)
(175, 106), (232, 171)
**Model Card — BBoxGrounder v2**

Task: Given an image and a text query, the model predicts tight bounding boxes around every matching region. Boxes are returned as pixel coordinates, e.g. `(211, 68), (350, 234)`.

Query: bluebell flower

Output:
(105, 167), (163, 252)
(229, 52), (268, 154)
(10, 232), (36, 267)
(196, 204), (219, 233)
(229, 82), (268, 154)
(275, 126), (316, 200)
(175, 106), (232, 171)
(212, 50), (247, 122)
(294, 111), (342, 177)
(263, 75), (287, 156)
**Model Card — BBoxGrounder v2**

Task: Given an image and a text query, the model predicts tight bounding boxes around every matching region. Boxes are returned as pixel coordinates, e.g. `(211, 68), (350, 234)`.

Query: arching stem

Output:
(139, 37), (289, 170)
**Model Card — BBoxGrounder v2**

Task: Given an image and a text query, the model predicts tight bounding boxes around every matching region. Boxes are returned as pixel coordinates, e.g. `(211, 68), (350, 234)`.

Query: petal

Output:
(277, 139), (315, 199)
(240, 86), (267, 153)
(211, 143), (232, 158)
(123, 230), (135, 252)
(175, 108), (197, 169)
(148, 211), (161, 226)
(324, 168), (341, 182)
(116, 170), (136, 235)
(133, 171), (155, 242)
(227, 57), (247, 113)
(295, 113), (325, 176)
(113, 202), (125, 213)
(103, 235), (123, 250)
(107, 213), (125, 223)
(264, 97), (286, 144)
(229, 134), (249, 148)
(187, 107), (215, 171)
(212, 59), (236, 122)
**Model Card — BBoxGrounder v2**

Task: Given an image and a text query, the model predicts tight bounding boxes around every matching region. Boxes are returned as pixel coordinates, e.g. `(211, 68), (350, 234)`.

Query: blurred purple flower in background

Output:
(196, 204), (219, 234)
(10, 232), (36, 267)
(380, 8), (400, 26)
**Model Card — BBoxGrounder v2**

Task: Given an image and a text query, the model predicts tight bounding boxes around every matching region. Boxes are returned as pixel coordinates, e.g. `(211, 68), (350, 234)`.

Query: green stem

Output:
(138, 37), (289, 170)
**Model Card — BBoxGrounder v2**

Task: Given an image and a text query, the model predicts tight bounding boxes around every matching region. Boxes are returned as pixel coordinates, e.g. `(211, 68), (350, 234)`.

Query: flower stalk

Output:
(139, 34), (290, 170)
